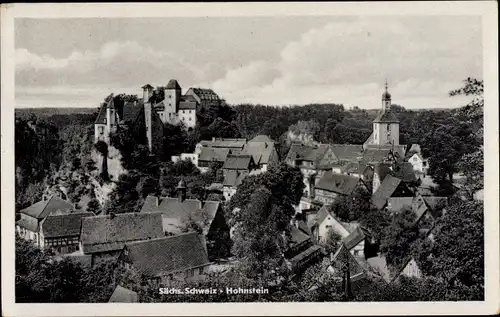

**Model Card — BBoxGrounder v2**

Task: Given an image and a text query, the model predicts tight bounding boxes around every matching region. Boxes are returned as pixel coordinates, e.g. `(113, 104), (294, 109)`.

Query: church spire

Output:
(381, 80), (391, 111)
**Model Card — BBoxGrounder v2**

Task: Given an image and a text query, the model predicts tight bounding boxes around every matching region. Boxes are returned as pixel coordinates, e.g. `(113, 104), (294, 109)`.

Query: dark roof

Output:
(108, 285), (138, 303)
(362, 148), (393, 163)
(20, 196), (73, 219)
(199, 138), (247, 149)
(121, 102), (144, 123)
(178, 101), (197, 110)
(223, 170), (248, 187)
(242, 139), (276, 165)
(343, 226), (370, 250)
(140, 196), (220, 235)
(366, 255), (392, 283)
(315, 206), (332, 225)
(330, 144), (364, 161)
(289, 224), (311, 246)
(315, 171), (361, 195)
(374, 163), (393, 181)
(166, 79), (181, 90)
(391, 162), (417, 182)
(331, 244), (365, 277)
(289, 245), (323, 267)
(125, 233), (210, 277)
(80, 212), (164, 254)
(190, 88), (220, 101)
(199, 147), (230, 163)
(42, 212), (94, 238)
(373, 110), (399, 123)
(222, 155), (254, 170)
(141, 84), (154, 90)
(286, 143), (332, 168)
(95, 103), (107, 124)
(370, 175), (402, 210)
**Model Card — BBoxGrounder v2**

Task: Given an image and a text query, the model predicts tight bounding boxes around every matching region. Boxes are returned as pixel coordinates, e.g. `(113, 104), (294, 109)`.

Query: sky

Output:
(15, 16), (482, 109)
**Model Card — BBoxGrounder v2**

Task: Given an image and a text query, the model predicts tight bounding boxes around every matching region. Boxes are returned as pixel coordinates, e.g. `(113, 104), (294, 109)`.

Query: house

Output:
(140, 181), (231, 260)
(197, 138), (247, 153)
(222, 154), (257, 172)
(408, 152), (429, 174)
(80, 212), (164, 266)
(39, 212), (94, 254)
(240, 135), (279, 173)
(197, 147), (231, 173)
(314, 172), (366, 205)
(108, 285), (139, 303)
(327, 243), (367, 287)
(94, 94), (164, 155)
(222, 169), (248, 201)
(121, 233), (212, 285)
(171, 153), (199, 167)
(152, 81), (222, 129)
(285, 224), (324, 274)
(370, 174), (414, 210)
(16, 195), (74, 247)
(387, 195), (447, 229)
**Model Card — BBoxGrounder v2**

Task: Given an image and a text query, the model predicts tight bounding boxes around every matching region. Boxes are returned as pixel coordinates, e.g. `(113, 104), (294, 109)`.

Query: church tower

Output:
(372, 81), (400, 146)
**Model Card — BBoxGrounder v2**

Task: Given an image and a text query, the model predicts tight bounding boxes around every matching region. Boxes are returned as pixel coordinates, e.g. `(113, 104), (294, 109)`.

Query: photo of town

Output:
(12, 14), (485, 304)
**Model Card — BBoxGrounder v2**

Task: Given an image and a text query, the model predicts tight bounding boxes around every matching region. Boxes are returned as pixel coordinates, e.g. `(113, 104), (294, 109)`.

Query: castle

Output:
(94, 80), (222, 155)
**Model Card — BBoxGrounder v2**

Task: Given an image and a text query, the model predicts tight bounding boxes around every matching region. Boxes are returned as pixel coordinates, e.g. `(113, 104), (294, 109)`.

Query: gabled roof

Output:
(289, 245), (323, 267)
(166, 79), (181, 90)
(315, 171), (361, 195)
(15, 219), (38, 232)
(199, 138), (247, 149)
(222, 155), (254, 170)
(198, 147), (230, 162)
(108, 285), (138, 303)
(140, 196), (221, 235)
(370, 175), (402, 210)
(331, 243), (366, 278)
(242, 140), (275, 165)
(373, 110), (399, 123)
(42, 212), (94, 238)
(289, 224), (311, 246)
(223, 170), (248, 187)
(20, 196), (73, 219)
(189, 88), (220, 101)
(95, 103), (107, 124)
(361, 148), (393, 163)
(343, 226), (370, 250)
(391, 162), (417, 182)
(80, 212), (164, 254)
(373, 162), (393, 181)
(330, 144), (364, 162)
(141, 84), (154, 90)
(121, 102), (144, 123)
(125, 233), (210, 277)
(285, 143), (333, 168)
(408, 144), (421, 154)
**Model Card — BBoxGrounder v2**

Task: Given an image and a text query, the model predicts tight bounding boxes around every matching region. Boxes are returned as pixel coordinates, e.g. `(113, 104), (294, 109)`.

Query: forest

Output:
(14, 78), (484, 302)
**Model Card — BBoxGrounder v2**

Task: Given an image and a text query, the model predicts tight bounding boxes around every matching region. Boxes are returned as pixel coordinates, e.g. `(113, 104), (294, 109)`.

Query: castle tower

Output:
(164, 79), (182, 122)
(105, 96), (116, 143)
(372, 82), (400, 146)
(142, 84), (154, 103)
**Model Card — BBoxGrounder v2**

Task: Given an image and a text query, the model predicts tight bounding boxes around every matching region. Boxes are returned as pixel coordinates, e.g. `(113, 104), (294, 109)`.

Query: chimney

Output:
(177, 179), (187, 203)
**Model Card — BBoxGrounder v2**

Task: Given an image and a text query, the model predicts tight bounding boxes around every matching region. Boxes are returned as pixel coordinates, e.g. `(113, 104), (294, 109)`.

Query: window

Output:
(169, 95), (171, 99)
(169, 103), (171, 107)
(413, 157), (418, 161)
(98, 126), (104, 134)
(188, 117), (191, 121)
(198, 267), (204, 275)
(182, 110), (185, 114)
(387, 124), (391, 132)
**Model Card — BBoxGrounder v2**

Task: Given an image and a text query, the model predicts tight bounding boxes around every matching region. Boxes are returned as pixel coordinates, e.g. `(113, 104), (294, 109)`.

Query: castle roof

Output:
(166, 79), (181, 90)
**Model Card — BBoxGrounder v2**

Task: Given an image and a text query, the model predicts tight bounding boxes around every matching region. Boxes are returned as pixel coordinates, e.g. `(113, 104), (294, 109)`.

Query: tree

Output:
(324, 229), (342, 255)
(328, 187), (372, 222)
(379, 208), (419, 267)
(413, 198), (484, 300)
(86, 198), (101, 214)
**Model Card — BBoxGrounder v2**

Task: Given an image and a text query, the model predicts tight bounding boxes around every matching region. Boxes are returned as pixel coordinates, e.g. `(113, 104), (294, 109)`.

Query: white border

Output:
(1, 2), (498, 316)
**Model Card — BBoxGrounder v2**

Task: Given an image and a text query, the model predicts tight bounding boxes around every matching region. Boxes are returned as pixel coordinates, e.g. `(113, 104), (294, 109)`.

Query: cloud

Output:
(16, 41), (208, 90)
(210, 17), (482, 108)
